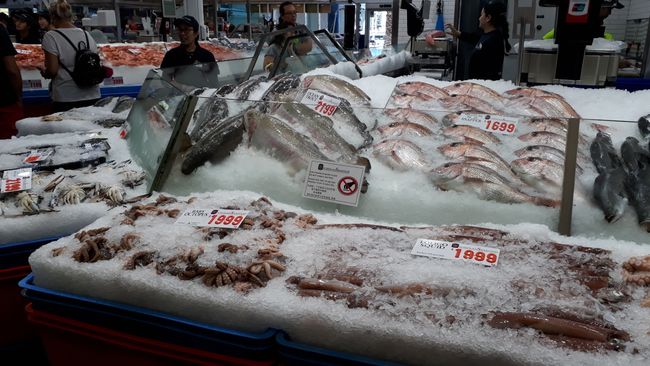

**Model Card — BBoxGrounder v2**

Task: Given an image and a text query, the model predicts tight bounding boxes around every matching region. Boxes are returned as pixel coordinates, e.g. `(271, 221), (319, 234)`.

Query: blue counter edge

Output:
(23, 85), (141, 104)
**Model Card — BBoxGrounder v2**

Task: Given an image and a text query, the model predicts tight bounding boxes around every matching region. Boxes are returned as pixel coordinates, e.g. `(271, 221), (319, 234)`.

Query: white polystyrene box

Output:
(97, 10), (117, 27)
(81, 17), (97, 26)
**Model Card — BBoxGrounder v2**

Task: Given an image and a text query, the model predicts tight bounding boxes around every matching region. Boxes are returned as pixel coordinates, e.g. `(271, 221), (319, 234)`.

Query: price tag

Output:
(103, 76), (124, 86)
(176, 208), (249, 228)
(303, 160), (365, 207)
(22, 80), (43, 89)
(1, 168), (32, 193)
(300, 90), (341, 117)
(411, 239), (500, 267)
(16, 49), (32, 55)
(457, 113), (519, 135)
(23, 148), (53, 164)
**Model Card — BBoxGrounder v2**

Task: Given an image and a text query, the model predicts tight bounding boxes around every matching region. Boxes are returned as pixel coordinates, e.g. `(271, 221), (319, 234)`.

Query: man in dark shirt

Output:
(160, 15), (215, 69)
(160, 15), (217, 87)
(0, 25), (22, 138)
(446, 1), (511, 81)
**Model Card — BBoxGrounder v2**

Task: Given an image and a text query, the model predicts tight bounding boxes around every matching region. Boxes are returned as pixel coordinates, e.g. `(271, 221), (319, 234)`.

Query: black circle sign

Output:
(338, 176), (358, 196)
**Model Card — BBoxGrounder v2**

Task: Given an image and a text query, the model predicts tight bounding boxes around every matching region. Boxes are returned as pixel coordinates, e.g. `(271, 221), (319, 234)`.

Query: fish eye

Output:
(444, 163), (451, 167)
(389, 122), (399, 127)
(526, 146), (534, 151)
(527, 157), (536, 162)
(450, 142), (460, 147)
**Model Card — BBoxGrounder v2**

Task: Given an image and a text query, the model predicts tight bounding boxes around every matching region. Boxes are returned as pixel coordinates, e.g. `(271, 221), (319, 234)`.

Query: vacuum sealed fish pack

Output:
(0, 138), (111, 172)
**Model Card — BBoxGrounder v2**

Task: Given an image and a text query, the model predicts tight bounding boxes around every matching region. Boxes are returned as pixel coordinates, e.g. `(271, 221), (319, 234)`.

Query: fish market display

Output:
(29, 191), (650, 365)
(14, 42), (245, 70)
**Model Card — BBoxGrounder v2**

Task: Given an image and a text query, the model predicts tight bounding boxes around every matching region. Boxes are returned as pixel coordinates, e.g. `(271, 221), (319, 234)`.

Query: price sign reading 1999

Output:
(411, 239), (500, 267)
(300, 90), (341, 117)
(207, 209), (249, 228)
(458, 113), (519, 136)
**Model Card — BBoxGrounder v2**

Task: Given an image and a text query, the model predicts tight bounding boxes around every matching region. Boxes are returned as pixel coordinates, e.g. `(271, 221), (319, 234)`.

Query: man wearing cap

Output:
(543, 0), (625, 41)
(160, 15), (215, 69)
(12, 9), (40, 44)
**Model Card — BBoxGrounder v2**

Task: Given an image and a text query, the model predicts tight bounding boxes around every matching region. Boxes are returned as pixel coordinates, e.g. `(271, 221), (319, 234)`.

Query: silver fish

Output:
(232, 76), (267, 100)
(373, 139), (429, 171)
(244, 110), (329, 175)
(443, 82), (505, 107)
(384, 109), (439, 129)
(94, 97), (115, 107)
(438, 142), (520, 182)
(188, 95), (230, 143)
(620, 136), (650, 172)
(593, 168), (627, 223)
(378, 122), (433, 138)
(181, 112), (246, 174)
(503, 87), (562, 99)
(518, 131), (567, 151)
(396, 81), (448, 100)
(431, 162), (558, 207)
(590, 132), (622, 174)
(638, 114), (650, 138)
(515, 145), (584, 174)
(511, 157), (565, 189)
(269, 100), (359, 164)
(302, 75), (371, 105)
(112, 96), (135, 114)
(438, 94), (501, 114)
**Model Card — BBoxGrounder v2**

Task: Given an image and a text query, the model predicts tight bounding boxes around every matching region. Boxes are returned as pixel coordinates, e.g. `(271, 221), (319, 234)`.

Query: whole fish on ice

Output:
(302, 75), (371, 106)
(590, 132), (627, 223)
(372, 139), (429, 171)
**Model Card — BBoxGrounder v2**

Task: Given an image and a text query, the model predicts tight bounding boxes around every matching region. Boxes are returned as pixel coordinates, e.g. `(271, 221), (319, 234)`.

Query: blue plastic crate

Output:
(19, 274), (277, 361)
(276, 331), (404, 366)
(615, 77), (650, 92)
(0, 236), (64, 270)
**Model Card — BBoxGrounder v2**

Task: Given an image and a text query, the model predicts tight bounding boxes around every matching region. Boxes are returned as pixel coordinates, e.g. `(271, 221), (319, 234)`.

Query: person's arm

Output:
(3, 55), (22, 103)
(40, 49), (59, 79)
(446, 23), (480, 44)
(293, 37), (312, 56)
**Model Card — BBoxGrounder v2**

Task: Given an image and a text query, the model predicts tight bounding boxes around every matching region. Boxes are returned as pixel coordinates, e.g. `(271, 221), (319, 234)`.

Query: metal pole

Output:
(391, 0), (399, 49)
(246, 0), (252, 40)
(114, 0), (122, 42)
(557, 117), (580, 236)
(213, 0), (218, 37)
(641, 19), (650, 79)
(516, 17), (526, 85)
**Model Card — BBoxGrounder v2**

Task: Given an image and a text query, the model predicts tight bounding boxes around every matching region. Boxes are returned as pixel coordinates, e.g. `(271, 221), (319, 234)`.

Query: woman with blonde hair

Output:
(40, 0), (101, 112)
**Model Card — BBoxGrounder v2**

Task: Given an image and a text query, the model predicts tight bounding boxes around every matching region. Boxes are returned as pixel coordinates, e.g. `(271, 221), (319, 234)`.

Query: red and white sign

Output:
(338, 176), (358, 195)
(176, 208), (249, 228)
(104, 76), (124, 86)
(411, 239), (500, 267)
(300, 90), (341, 117)
(22, 79), (43, 90)
(303, 160), (366, 207)
(457, 113), (519, 135)
(1, 168), (32, 193)
(119, 123), (131, 139)
(23, 148), (53, 164)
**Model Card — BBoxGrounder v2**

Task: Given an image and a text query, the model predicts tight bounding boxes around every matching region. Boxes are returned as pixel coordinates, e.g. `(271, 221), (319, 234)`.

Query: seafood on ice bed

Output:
(29, 191), (650, 366)
(126, 71), (650, 243)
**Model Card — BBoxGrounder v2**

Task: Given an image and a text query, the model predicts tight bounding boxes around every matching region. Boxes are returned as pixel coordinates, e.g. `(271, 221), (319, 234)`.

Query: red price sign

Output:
(23, 149), (53, 164)
(411, 239), (500, 267)
(313, 100), (338, 116)
(458, 113), (519, 136)
(484, 119), (516, 134)
(175, 208), (249, 228)
(104, 76), (124, 86)
(1, 168), (32, 193)
(300, 90), (341, 118)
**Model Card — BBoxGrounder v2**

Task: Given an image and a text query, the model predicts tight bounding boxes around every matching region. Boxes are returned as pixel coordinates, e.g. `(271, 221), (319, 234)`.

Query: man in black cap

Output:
(160, 15), (215, 69)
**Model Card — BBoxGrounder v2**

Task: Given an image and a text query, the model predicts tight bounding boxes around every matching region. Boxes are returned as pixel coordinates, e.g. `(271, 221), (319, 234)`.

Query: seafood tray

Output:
(20, 274), (277, 361)
(24, 304), (273, 366)
(0, 130), (148, 245)
(16, 96), (134, 136)
(28, 191), (650, 366)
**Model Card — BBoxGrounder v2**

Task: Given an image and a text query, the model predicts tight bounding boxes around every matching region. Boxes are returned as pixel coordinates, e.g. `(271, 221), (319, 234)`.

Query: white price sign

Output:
(176, 208), (249, 228)
(411, 239), (500, 267)
(23, 148), (53, 164)
(16, 49), (32, 55)
(103, 76), (124, 86)
(22, 79), (43, 89)
(457, 113), (519, 135)
(1, 168), (32, 193)
(303, 160), (365, 207)
(300, 90), (341, 117)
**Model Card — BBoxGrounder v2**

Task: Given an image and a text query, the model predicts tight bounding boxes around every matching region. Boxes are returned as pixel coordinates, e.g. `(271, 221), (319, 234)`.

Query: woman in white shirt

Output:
(40, 0), (101, 112)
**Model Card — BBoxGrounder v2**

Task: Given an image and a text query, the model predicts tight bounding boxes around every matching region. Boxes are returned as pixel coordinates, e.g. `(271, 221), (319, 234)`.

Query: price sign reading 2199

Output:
(300, 90), (341, 118)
